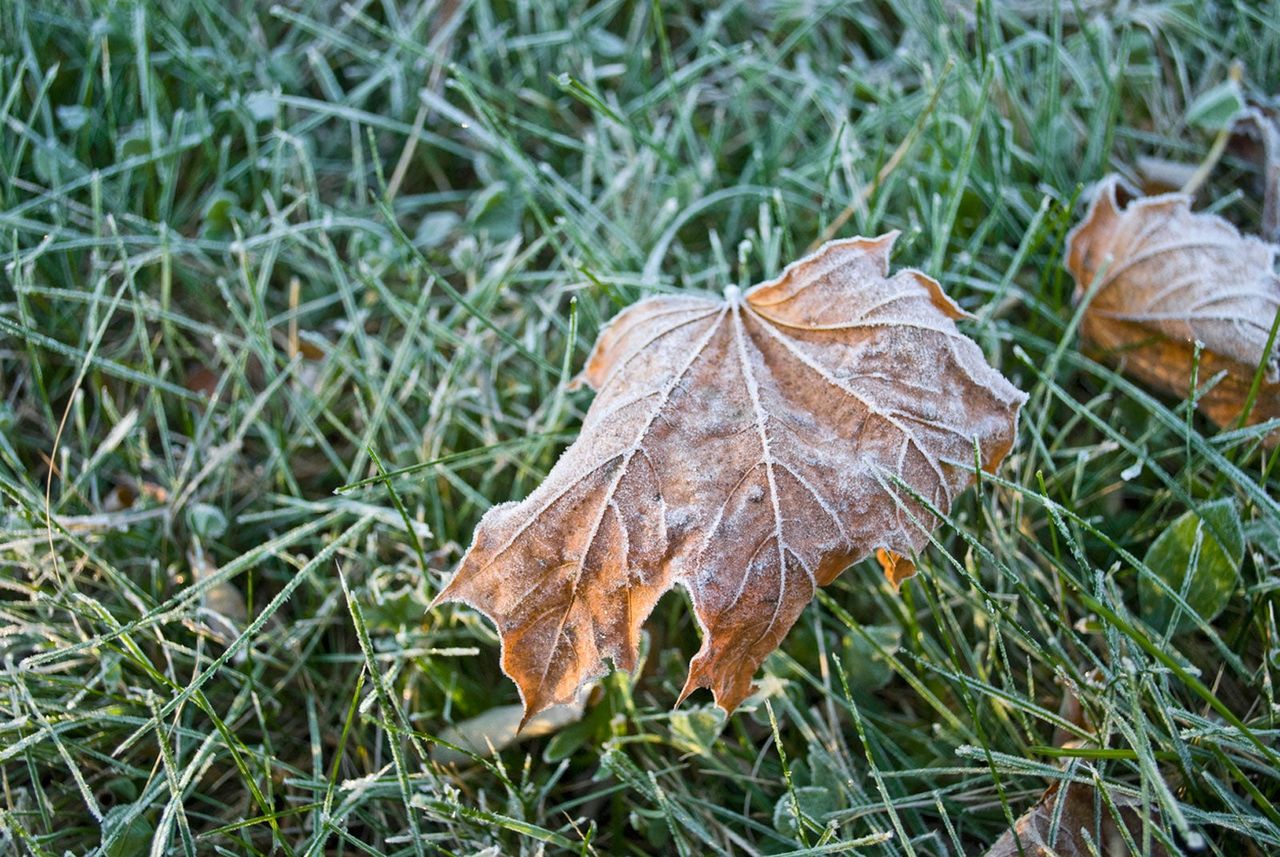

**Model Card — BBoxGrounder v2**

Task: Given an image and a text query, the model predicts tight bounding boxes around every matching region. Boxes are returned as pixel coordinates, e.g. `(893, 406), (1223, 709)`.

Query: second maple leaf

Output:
(1066, 175), (1280, 442)
(434, 234), (1026, 721)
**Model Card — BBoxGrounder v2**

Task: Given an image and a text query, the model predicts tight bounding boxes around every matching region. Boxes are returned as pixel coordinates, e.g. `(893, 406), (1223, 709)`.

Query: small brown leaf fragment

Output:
(1066, 175), (1280, 441)
(1051, 669), (1101, 750)
(433, 234), (1026, 721)
(183, 364), (221, 398)
(984, 781), (1167, 857)
(102, 483), (136, 513)
(875, 548), (915, 590)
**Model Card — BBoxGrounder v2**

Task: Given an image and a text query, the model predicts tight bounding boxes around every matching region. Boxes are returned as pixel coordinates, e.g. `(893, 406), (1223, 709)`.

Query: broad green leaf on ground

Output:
(1066, 175), (1280, 442)
(984, 781), (1167, 857)
(432, 234), (1026, 721)
(841, 624), (902, 694)
(101, 806), (155, 857)
(1185, 79), (1245, 131)
(773, 786), (837, 838)
(772, 748), (850, 837)
(668, 707), (727, 756)
(1139, 498), (1244, 635)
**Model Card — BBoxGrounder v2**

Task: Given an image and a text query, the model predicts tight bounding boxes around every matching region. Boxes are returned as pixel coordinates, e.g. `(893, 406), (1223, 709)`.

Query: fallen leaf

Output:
(433, 234), (1025, 721)
(185, 549), (249, 654)
(1066, 175), (1280, 440)
(1050, 668), (1102, 750)
(1230, 104), (1280, 243)
(429, 694), (586, 766)
(984, 780), (1167, 857)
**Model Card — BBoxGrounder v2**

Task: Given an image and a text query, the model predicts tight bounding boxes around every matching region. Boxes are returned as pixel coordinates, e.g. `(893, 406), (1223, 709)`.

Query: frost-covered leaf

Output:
(984, 781), (1167, 857)
(1140, 498), (1243, 635)
(433, 234), (1026, 721)
(467, 181), (524, 241)
(1230, 104), (1280, 243)
(429, 696), (586, 765)
(101, 805), (155, 857)
(187, 503), (227, 540)
(414, 210), (460, 249)
(242, 90), (277, 123)
(1186, 79), (1245, 131)
(773, 786), (836, 838)
(184, 550), (251, 657)
(841, 624), (902, 694)
(1066, 175), (1280, 441)
(669, 707), (726, 755)
(56, 104), (90, 132)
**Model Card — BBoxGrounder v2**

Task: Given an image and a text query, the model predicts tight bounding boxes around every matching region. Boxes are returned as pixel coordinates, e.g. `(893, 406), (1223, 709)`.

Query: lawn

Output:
(3, 1), (1280, 854)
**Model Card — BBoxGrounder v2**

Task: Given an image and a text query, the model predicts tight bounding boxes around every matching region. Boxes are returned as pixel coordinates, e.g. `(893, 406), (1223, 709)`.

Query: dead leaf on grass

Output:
(1066, 175), (1280, 441)
(433, 234), (1026, 722)
(429, 693), (587, 766)
(1229, 104), (1280, 243)
(984, 780), (1167, 857)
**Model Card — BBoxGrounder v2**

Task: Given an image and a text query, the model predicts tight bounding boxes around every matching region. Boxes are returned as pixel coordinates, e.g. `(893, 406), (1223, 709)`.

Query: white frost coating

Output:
(1067, 175), (1280, 382)
(435, 232), (1027, 718)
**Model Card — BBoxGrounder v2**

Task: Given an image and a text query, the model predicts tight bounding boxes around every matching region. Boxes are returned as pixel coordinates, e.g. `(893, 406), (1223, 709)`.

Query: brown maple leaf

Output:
(1066, 175), (1280, 441)
(983, 780), (1168, 857)
(432, 234), (1026, 721)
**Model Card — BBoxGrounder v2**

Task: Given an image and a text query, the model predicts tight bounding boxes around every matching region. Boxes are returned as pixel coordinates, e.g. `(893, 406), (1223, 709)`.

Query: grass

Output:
(2, 0), (1280, 853)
